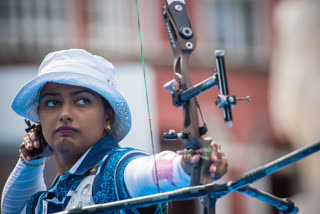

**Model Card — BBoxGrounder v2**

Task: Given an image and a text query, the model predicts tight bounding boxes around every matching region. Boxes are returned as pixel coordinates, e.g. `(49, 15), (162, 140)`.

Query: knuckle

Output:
(29, 133), (35, 141)
(24, 138), (30, 145)
(210, 141), (217, 147)
(20, 143), (26, 149)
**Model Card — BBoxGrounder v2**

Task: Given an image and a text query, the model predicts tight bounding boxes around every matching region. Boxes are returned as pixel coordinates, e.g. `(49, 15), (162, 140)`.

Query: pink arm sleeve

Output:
(124, 151), (190, 197)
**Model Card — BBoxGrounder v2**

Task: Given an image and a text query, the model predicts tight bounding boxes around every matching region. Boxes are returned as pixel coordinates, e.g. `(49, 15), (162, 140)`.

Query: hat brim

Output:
(11, 72), (131, 142)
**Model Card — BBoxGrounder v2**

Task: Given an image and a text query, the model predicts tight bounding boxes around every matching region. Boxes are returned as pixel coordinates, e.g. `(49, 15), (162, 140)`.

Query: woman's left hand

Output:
(180, 142), (228, 181)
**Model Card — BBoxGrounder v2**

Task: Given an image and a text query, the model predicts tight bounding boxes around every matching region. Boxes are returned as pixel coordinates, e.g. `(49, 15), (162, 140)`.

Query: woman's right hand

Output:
(20, 127), (53, 161)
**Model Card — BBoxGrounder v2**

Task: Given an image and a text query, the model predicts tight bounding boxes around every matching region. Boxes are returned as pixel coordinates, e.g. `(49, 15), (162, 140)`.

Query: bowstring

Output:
(135, 1), (164, 212)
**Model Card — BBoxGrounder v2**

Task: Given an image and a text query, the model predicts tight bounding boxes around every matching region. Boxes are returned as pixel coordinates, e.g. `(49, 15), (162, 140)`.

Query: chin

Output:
(52, 137), (76, 151)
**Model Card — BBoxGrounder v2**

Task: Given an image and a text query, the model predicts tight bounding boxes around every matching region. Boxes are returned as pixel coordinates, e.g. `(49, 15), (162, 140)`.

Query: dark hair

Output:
(101, 97), (114, 122)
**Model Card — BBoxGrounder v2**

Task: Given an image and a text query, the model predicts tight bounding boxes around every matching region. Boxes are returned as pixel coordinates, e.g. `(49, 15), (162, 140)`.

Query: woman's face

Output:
(38, 82), (112, 157)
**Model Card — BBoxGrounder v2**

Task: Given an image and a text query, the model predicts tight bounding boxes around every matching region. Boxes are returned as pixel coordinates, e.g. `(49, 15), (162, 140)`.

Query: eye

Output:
(46, 100), (59, 107)
(77, 98), (91, 105)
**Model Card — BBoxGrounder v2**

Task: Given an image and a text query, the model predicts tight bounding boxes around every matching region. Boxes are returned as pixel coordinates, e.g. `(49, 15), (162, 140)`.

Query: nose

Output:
(59, 102), (73, 122)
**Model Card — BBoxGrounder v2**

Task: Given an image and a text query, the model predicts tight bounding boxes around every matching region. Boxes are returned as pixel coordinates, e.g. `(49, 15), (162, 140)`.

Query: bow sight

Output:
(163, 50), (252, 131)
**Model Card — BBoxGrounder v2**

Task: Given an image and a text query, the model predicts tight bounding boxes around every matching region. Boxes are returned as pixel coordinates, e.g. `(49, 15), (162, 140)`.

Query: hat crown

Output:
(38, 49), (116, 87)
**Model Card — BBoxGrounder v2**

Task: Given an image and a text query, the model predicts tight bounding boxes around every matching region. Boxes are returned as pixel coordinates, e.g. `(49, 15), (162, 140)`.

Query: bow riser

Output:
(163, 1), (204, 149)
(163, 2), (215, 213)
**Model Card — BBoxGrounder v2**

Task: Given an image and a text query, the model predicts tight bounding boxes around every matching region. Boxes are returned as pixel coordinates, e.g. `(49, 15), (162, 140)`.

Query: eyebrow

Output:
(39, 92), (59, 100)
(71, 89), (98, 97)
(40, 89), (98, 100)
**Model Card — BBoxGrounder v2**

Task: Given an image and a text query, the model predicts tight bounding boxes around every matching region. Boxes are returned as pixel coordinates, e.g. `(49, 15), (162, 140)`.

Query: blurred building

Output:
(270, 0), (320, 213)
(0, 0), (272, 66)
(1, 0), (309, 214)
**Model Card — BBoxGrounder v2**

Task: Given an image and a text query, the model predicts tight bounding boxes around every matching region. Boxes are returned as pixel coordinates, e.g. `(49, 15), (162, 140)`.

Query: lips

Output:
(56, 126), (78, 134)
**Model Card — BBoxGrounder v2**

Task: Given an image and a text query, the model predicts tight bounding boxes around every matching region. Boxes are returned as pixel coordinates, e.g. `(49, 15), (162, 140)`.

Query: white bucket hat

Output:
(11, 49), (131, 142)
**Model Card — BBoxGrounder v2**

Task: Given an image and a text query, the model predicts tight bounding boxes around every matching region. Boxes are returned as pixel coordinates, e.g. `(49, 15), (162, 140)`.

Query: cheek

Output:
(85, 111), (108, 131)
(92, 110), (109, 134)
(79, 116), (107, 142)
(38, 109), (55, 141)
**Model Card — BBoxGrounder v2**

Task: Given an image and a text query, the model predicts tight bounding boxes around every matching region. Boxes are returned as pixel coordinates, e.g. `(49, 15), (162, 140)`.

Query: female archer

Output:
(1, 49), (228, 213)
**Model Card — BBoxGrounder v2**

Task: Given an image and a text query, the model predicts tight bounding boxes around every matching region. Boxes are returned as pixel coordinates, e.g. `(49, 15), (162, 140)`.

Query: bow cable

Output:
(135, 0), (162, 199)
(135, 2), (165, 212)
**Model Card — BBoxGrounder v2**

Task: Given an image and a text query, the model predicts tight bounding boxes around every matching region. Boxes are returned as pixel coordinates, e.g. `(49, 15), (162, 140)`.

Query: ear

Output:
(105, 123), (111, 132)
(104, 108), (114, 133)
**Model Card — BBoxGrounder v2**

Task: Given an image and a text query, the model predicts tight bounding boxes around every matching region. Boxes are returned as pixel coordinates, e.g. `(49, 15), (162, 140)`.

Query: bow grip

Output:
(215, 50), (233, 127)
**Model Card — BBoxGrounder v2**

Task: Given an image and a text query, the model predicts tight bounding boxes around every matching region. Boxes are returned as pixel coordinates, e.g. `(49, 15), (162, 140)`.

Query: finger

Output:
(211, 146), (224, 164)
(29, 129), (40, 148)
(211, 157), (228, 180)
(23, 135), (33, 151)
(210, 149), (221, 163)
(185, 154), (200, 164)
(209, 164), (217, 175)
(210, 143), (217, 161)
(215, 150), (226, 170)
(180, 154), (199, 175)
(210, 142), (219, 151)
(20, 143), (32, 161)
